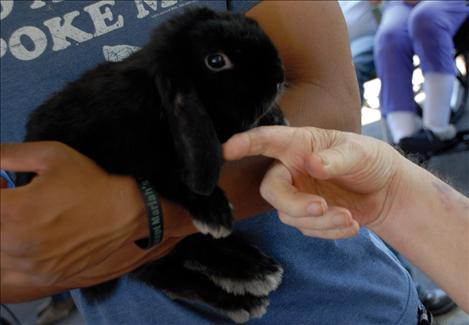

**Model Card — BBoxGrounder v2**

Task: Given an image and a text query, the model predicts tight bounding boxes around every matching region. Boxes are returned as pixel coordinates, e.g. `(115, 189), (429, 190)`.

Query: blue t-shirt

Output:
(1, 1), (420, 324)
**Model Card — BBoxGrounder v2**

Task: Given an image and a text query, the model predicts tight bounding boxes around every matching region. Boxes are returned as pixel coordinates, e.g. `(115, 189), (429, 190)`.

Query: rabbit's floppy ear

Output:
(156, 77), (222, 196)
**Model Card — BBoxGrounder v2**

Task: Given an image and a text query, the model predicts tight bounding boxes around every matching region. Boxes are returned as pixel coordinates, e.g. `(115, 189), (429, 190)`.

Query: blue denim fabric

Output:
(229, 0), (259, 13)
(72, 211), (420, 325)
(51, 292), (72, 302)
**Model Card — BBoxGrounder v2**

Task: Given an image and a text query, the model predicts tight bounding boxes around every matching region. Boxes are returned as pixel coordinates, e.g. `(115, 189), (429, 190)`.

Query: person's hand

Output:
(1, 141), (194, 302)
(224, 126), (404, 239)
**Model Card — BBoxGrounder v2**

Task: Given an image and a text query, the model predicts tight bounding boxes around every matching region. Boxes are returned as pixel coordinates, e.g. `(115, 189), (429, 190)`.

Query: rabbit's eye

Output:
(205, 53), (233, 72)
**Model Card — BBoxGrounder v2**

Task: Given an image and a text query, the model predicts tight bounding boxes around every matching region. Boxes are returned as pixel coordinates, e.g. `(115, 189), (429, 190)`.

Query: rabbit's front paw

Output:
(167, 287), (270, 324)
(224, 295), (270, 323)
(190, 186), (233, 238)
(209, 266), (283, 297)
(185, 257), (283, 297)
(131, 254), (269, 324)
(181, 234), (284, 296)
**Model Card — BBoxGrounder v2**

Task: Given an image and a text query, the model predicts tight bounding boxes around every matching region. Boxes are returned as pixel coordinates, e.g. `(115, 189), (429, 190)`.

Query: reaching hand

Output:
(223, 126), (403, 239)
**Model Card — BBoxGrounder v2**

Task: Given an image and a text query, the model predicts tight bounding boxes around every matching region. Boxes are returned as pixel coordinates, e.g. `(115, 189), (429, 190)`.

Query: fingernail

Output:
(307, 202), (324, 216)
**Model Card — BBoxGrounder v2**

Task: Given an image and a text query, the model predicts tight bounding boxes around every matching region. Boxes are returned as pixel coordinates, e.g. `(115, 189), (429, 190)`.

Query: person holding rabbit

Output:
(1, 1), (434, 324)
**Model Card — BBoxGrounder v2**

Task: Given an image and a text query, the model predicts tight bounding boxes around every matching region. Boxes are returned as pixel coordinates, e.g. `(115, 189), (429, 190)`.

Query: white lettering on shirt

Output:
(1, 0), (187, 62)
(31, 0), (65, 10)
(43, 11), (93, 51)
(103, 44), (140, 62)
(30, 0), (46, 9)
(8, 26), (47, 60)
(83, 0), (124, 37)
(0, 38), (7, 58)
(134, 0), (158, 19)
(0, 0), (14, 20)
(162, 1), (178, 8)
(134, 0), (178, 19)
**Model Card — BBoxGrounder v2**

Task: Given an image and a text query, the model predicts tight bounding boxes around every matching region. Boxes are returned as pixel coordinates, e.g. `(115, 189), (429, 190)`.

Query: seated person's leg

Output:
(400, 1), (469, 152)
(374, 2), (417, 144)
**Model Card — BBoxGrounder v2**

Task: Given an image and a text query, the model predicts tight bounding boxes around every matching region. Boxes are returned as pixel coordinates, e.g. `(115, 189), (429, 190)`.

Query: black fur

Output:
(18, 8), (285, 323)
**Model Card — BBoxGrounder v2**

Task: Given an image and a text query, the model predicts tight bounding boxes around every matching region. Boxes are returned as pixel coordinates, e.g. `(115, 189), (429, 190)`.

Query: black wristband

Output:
(134, 178), (164, 249)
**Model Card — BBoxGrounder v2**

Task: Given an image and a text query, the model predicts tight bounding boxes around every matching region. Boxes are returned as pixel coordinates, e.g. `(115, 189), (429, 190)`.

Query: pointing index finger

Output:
(223, 126), (295, 161)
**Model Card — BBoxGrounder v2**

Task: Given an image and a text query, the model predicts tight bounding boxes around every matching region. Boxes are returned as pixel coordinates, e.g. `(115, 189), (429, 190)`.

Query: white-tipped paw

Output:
(192, 219), (231, 238)
(210, 267), (283, 296)
(225, 298), (269, 323)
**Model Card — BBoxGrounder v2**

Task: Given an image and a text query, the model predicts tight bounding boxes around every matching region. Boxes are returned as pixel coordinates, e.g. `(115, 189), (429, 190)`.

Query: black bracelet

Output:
(134, 178), (164, 249)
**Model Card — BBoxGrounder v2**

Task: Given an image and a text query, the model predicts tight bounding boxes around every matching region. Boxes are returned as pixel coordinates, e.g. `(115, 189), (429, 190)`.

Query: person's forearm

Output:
(370, 159), (469, 311)
(247, 1), (361, 132)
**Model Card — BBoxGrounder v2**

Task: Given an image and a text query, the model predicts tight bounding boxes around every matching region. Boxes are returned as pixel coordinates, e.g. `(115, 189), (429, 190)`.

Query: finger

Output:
(260, 162), (327, 218)
(0, 142), (66, 173)
(300, 221), (360, 240)
(223, 126), (295, 160)
(278, 206), (354, 230)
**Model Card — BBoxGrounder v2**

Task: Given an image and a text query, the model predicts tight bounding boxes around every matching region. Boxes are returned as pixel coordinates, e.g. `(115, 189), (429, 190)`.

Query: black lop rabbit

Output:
(18, 7), (286, 323)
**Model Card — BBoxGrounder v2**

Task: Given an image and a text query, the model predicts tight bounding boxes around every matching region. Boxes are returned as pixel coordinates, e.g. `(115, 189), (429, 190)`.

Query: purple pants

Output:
(374, 0), (468, 116)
